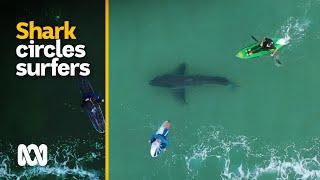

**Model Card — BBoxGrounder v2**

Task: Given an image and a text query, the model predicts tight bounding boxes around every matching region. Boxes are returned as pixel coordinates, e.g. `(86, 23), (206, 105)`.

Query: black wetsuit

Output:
(262, 38), (276, 49)
(249, 38), (276, 54)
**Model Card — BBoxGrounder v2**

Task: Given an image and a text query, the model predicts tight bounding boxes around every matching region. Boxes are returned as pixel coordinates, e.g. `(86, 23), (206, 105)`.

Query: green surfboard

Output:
(236, 38), (286, 59)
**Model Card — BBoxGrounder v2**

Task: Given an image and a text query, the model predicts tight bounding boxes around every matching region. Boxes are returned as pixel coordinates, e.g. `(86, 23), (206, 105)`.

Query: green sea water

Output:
(110, 0), (320, 179)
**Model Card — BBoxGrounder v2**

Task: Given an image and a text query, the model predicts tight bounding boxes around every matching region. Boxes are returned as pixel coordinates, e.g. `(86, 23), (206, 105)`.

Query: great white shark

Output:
(149, 63), (236, 103)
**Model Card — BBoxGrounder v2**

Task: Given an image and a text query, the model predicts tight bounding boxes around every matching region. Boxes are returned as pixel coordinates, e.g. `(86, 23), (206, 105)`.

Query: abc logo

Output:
(17, 144), (48, 166)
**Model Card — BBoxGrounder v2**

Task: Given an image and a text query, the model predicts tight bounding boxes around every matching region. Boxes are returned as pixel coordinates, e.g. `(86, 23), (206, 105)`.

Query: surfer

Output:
(261, 38), (282, 65)
(237, 36), (288, 67)
(247, 37), (276, 55)
(81, 93), (104, 107)
(79, 78), (105, 133)
(150, 134), (168, 149)
(149, 121), (170, 157)
(261, 37), (276, 50)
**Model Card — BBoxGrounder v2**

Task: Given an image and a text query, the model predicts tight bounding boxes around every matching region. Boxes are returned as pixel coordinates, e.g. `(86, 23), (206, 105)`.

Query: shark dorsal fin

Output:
(174, 63), (186, 75)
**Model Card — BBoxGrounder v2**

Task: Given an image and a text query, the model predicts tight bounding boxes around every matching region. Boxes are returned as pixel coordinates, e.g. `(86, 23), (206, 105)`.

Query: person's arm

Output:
(149, 135), (156, 143)
(270, 48), (279, 56)
(81, 98), (89, 107)
(260, 37), (267, 47)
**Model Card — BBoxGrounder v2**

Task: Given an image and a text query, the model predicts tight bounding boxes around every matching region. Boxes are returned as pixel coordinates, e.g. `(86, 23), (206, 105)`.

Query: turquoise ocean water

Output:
(111, 0), (320, 179)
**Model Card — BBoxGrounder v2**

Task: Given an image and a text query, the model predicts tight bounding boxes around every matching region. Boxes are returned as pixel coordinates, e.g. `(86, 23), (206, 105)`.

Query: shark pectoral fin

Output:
(174, 63), (187, 75)
(173, 88), (186, 104)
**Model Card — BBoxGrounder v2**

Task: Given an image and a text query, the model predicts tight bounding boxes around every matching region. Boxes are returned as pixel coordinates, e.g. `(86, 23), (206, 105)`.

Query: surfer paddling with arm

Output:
(237, 36), (289, 67)
(260, 37), (283, 66)
(247, 37), (276, 55)
(264, 39), (283, 66)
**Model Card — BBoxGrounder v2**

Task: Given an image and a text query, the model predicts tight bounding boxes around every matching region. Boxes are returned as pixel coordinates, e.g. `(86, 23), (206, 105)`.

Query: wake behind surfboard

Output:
(236, 38), (288, 59)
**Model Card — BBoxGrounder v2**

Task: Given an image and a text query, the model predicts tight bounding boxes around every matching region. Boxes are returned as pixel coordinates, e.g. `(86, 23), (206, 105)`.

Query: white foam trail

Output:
(0, 138), (103, 179)
(277, 37), (290, 46)
(278, 17), (311, 49)
(184, 126), (320, 180)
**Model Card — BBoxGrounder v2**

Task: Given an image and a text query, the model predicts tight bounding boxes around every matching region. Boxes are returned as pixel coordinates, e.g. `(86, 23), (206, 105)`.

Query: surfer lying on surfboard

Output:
(248, 37), (281, 66)
(149, 121), (170, 157)
(247, 37), (277, 56)
(236, 36), (287, 66)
